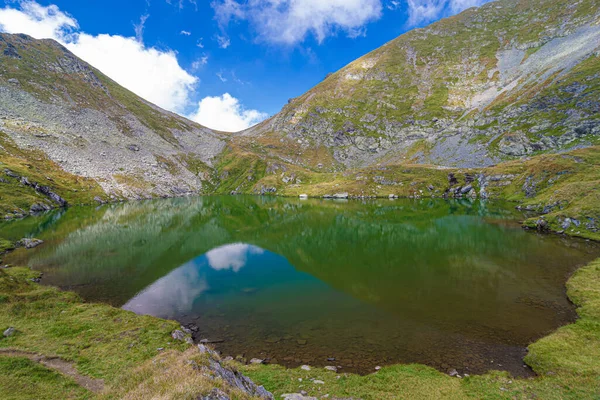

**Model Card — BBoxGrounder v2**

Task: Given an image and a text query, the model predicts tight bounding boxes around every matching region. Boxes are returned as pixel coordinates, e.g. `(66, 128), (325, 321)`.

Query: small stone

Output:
(324, 366), (337, 372)
(3, 327), (16, 337)
(198, 344), (209, 354)
(313, 380), (325, 385)
(375, 366), (381, 371)
(171, 330), (186, 341)
(16, 238), (44, 249)
(448, 369), (459, 377)
(301, 365), (311, 371)
(250, 358), (264, 364)
(201, 387), (229, 400)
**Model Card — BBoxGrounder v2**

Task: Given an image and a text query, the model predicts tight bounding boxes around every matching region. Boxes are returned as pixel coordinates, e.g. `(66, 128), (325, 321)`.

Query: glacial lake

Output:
(2, 196), (599, 377)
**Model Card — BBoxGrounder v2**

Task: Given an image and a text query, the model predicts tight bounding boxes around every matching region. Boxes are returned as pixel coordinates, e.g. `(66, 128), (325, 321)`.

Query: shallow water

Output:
(2, 196), (599, 376)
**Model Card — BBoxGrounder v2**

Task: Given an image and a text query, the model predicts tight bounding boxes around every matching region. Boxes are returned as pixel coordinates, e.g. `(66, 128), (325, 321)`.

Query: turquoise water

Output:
(3, 196), (599, 376)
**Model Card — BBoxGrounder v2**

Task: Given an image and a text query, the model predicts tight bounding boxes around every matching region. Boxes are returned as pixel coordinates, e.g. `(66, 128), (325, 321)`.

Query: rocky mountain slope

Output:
(239, 0), (600, 170)
(0, 33), (225, 214)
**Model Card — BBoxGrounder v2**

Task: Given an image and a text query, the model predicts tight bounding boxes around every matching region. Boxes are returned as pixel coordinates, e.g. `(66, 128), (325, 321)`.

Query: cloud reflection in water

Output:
(122, 243), (264, 318)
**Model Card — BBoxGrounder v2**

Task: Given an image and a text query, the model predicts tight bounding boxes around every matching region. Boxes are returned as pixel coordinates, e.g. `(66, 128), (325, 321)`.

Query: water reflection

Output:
(206, 243), (264, 272)
(123, 243), (266, 318)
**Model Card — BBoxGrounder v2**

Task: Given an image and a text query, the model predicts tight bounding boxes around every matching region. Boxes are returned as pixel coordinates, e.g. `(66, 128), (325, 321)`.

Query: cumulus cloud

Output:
(189, 93), (268, 132)
(212, 0), (382, 45)
(66, 33), (198, 113)
(406, 0), (492, 26)
(0, 1), (77, 38)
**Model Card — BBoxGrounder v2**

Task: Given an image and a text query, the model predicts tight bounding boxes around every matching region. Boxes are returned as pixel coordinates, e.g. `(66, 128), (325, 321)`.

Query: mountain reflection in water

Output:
(3, 196), (599, 376)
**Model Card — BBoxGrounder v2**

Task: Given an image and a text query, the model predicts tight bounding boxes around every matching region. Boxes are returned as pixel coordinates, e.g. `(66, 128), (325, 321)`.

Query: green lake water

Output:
(2, 196), (599, 376)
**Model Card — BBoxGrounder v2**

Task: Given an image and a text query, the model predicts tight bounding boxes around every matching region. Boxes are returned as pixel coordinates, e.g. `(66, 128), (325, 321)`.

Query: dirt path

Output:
(0, 348), (104, 393)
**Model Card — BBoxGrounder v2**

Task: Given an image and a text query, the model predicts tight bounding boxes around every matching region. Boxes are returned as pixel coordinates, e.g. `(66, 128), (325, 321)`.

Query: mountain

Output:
(0, 33), (224, 215)
(238, 0), (600, 170)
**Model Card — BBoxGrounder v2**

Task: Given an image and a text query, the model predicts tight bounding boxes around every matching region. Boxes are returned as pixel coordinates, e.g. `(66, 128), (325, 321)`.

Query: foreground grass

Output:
(0, 265), (261, 399)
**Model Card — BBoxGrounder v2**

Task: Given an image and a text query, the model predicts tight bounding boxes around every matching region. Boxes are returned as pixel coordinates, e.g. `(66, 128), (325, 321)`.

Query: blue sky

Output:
(0, 0), (490, 131)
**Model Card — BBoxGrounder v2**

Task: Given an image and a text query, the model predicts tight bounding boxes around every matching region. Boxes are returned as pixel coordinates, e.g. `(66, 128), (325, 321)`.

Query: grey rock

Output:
(333, 193), (349, 199)
(16, 238), (44, 249)
(199, 388), (229, 400)
(30, 203), (52, 213)
(207, 358), (273, 399)
(281, 394), (318, 400)
(171, 330), (186, 341)
(460, 185), (473, 194)
(3, 327), (16, 337)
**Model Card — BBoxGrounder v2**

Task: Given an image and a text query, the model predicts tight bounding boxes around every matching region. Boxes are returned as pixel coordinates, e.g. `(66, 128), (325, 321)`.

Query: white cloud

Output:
(216, 71), (227, 82)
(189, 93), (268, 132)
(406, 0), (492, 26)
(67, 34), (198, 112)
(180, 30), (191, 35)
(134, 14), (149, 43)
(0, 1), (77, 38)
(191, 55), (209, 70)
(212, 0), (382, 45)
(0, 2), (197, 113)
(215, 34), (230, 48)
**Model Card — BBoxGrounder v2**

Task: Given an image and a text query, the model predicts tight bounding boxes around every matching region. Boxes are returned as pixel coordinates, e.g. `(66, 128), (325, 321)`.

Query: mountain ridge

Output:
(237, 0), (600, 169)
(0, 32), (225, 207)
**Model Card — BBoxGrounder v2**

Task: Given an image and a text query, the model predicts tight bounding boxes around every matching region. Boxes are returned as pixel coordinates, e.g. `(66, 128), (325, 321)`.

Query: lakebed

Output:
(2, 196), (599, 379)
